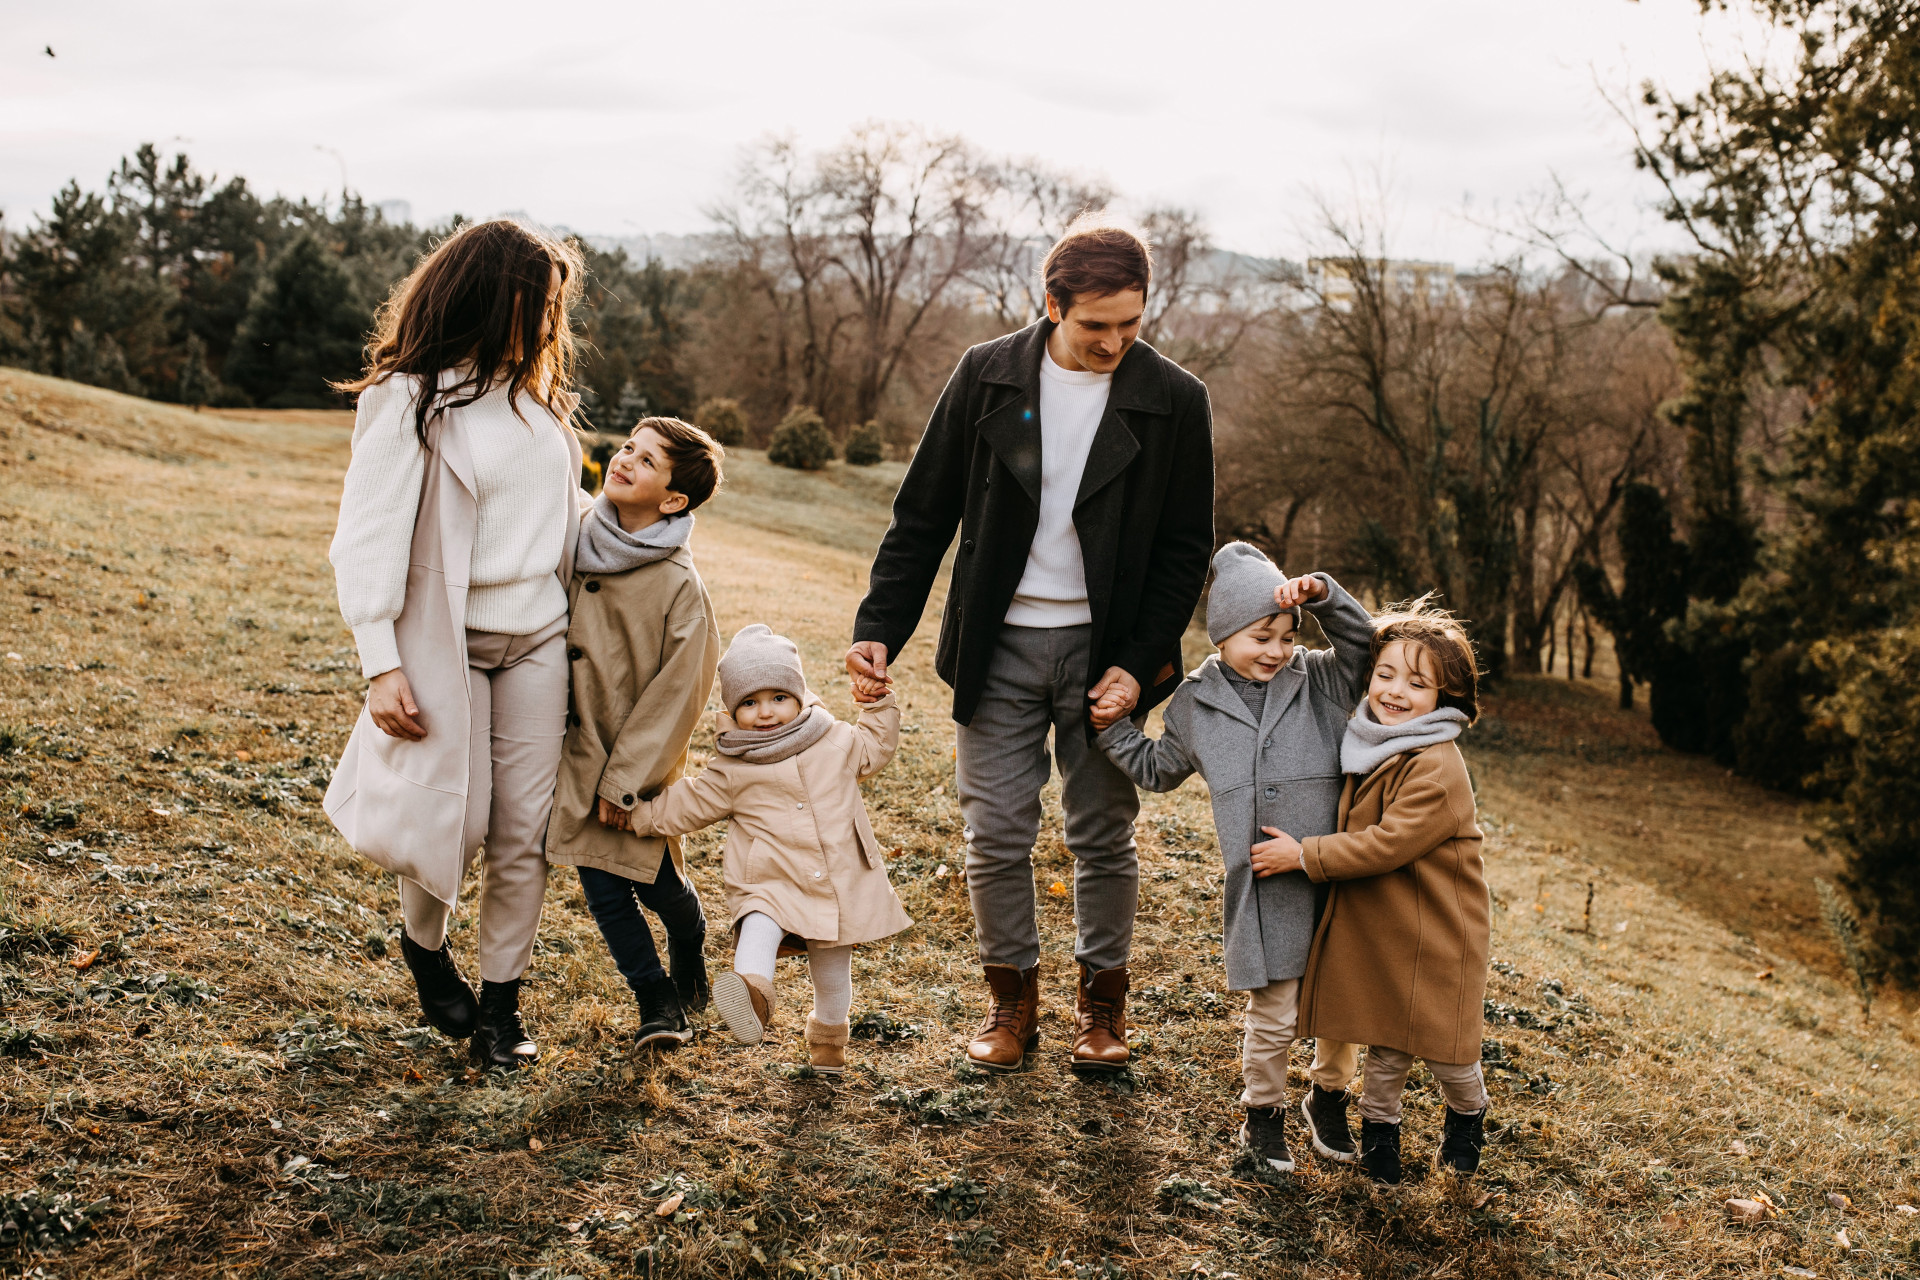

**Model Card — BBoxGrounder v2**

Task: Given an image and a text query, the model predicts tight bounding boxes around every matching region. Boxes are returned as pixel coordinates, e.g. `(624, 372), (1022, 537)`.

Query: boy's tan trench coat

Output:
(544, 546), (721, 884)
(631, 696), (912, 948)
(324, 397), (585, 907)
(1296, 741), (1489, 1064)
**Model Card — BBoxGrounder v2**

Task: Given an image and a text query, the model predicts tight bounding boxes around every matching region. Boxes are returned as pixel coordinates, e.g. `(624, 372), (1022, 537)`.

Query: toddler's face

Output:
(733, 688), (802, 731)
(1368, 640), (1441, 725)
(1218, 613), (1298, 682)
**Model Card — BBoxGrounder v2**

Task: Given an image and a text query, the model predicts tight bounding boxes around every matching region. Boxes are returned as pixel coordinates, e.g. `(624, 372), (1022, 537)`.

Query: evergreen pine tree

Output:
(222, 232), (367, 408)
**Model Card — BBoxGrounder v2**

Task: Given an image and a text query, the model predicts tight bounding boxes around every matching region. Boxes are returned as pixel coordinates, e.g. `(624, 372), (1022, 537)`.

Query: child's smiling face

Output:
(1368, 640), (1442, 725)
(1218, 613), (1298, 682)
(603, 426), (687, 529)
(733, 688), (802, 731)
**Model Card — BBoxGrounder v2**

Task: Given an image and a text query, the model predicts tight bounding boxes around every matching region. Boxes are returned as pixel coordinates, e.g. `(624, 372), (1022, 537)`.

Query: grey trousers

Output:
(400, 616), (568, 984)
(955, 624), (1140, 973)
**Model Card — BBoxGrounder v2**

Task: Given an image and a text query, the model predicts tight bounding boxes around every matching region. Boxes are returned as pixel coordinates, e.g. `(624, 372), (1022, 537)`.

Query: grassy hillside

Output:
(0, 367), (1916, 1279)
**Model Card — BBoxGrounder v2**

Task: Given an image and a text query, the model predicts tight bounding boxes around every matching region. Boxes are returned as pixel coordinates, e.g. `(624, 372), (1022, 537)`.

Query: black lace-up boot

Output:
(470, 978), (537, 1069)
(1435, 1107), (1487, 1175)
(399, 933), (479, 1039)
(1239, 1105), (1295, 1172)
(1300, 1083), (1357, 1163)
(634, 976), (691, 1049)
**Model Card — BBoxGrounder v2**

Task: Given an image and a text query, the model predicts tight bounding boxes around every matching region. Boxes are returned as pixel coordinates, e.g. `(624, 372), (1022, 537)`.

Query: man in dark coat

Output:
(846, 215), (1215, 1074)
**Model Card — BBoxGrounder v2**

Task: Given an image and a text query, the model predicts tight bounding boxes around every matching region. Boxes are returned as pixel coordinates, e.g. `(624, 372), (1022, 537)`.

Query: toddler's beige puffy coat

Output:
(630, 694), (912, 947)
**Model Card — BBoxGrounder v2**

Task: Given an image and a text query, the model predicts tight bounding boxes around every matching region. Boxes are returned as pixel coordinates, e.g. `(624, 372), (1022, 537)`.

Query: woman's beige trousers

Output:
(399, 617), (569, 983)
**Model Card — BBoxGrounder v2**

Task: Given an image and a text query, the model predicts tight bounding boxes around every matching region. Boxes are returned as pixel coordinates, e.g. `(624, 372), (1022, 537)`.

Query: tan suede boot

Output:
(714, 969), (775, 1046)
(806, 1015), (849, 1076)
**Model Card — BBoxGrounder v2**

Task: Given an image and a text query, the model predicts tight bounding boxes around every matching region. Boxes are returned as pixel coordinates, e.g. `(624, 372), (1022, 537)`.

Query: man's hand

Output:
(368, 669), (426, 740)
(1087, 666), (1141, 731)
(1275, 574), (1327, 610)
(846, 641), (891, 692)
(597, 797), (631, 831)
(1250, 826), (1304, 877)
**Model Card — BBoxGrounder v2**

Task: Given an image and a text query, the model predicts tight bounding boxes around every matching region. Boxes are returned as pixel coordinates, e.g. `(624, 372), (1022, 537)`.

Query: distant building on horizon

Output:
(1308, 257), (1455, 308)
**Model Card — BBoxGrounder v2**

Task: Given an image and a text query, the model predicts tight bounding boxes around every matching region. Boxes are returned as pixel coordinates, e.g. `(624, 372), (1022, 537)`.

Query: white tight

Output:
(732, 911), (854, 1025)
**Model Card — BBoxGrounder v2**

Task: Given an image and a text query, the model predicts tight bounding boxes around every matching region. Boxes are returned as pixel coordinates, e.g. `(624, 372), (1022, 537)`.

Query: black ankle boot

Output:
(399, 933), (479, 1039)
(1435, 1107), (1487, 1174)
(1360, 1119), (1403, 1185)
(634, 975), (691, 1049)
(470, 979), (537, 1069)
(668, 932), (710, 1012)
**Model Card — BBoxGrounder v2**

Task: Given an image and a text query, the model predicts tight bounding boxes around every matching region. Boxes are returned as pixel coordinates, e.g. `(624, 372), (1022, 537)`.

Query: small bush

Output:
(695, 397), (749, 447)
(844, 420), (885, 466)
(767, 406), (835, 471)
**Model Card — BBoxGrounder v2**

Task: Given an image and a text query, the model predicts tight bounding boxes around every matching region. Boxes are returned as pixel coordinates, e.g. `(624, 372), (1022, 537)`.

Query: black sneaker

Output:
(1435, 1107), (1486, 1175)
(1238, 1105), (1295, 1173)
(1300, 1084), (1357, 1163)
(668, 932), (710, 1012)
(1360, 1118), (1403, 1185)
(470, 979), (538, 1070)
(635, 975), (691, 1050)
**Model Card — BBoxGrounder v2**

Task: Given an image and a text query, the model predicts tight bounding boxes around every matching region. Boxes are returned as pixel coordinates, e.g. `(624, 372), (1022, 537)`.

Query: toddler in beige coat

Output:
(630, 624), (911, 1074)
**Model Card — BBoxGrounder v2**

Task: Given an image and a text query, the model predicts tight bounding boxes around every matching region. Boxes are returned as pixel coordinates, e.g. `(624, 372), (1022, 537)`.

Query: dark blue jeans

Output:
(577, 858), (706, 996)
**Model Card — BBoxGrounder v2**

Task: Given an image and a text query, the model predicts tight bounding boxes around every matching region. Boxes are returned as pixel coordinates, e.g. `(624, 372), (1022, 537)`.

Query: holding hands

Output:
(1087, 666), (1141, 731)
(1251, 825), (1304, 878)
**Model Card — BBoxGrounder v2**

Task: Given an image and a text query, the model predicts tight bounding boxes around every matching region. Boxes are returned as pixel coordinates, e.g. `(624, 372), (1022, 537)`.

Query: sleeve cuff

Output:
(597, 778), (641, 809)
(1300, 836), (1327, 883)
(352, 621), (402, 679)
(1097, 719), (1140, 748)
(857, 691), (898, 712)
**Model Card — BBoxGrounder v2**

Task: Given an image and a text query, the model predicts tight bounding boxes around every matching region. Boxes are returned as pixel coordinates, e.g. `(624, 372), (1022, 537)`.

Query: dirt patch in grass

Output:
(1, 368), (1916, 1278)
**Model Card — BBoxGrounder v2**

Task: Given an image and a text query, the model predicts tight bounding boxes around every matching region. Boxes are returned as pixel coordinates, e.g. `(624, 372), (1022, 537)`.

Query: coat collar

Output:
(1189, 652), (1308, 732)
(975, 320), (1173, 508)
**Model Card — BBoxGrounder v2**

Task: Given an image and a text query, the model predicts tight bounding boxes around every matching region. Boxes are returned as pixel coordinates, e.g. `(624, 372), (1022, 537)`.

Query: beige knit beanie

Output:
(718, 624), (808, 711)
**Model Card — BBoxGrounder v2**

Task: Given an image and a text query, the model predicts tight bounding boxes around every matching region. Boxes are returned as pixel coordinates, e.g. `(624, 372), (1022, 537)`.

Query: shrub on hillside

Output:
(768, 406), (835, 471)
(695, 397), (749, 447)
(844, 420), (885, 466)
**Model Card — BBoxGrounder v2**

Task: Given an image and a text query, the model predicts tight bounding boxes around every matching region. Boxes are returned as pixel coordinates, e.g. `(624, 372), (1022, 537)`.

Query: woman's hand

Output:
(597, 797), (631, 830)
(368, 669), (426, 740)
(1250, 826), (1304, 877)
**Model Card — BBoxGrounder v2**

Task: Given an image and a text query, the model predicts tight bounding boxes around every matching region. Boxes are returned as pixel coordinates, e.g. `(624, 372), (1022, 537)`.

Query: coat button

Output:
(585, 580), (600, 593)
(568, 646), (583, 660)
(796, 802), (806, 810)
(962, 539), (974, 552)
(1264, 787), (1276, 798)
(622, 793), (634, 805)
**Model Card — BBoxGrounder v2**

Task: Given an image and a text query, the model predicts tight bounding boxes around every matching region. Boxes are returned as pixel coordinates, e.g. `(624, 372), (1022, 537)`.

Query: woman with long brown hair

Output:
(323, 219), (589, 1069)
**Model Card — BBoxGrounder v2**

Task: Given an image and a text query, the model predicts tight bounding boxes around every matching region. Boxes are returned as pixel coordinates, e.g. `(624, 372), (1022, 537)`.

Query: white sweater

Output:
(330, 374), (575, 678)
(1004, 349), (1110, 628)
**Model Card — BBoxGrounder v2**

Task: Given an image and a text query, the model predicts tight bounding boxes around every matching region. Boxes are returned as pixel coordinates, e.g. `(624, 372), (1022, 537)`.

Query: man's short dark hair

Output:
(1043, 211), (1154, 315)
(636, 415), (724, 511)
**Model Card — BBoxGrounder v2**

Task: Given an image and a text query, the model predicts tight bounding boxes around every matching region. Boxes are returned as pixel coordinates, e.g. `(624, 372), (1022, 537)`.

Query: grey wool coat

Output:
(1098, 574), (1375, 991)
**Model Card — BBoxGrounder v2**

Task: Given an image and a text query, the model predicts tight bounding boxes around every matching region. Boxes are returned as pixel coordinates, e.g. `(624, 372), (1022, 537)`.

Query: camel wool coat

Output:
(544, 545), (721, 885)
(324, 394), (585, 907)
(629, 695), (912, 948)
(1296, 741), (1489, 1064)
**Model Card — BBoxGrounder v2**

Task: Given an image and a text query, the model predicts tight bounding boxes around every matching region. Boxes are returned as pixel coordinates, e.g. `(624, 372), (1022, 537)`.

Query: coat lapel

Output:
(1190, 659), (1261, 730)
(1257, 662), (1308, 733)
(975, 321), (1046, 505)
(1074, 339), (1168, 507)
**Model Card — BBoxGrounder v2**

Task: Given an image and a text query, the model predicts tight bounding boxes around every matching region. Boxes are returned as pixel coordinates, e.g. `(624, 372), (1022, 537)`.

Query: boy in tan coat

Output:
(546, 418), (724, 1049)
(1257, 602), (1491, 1184)
(629, 624), (911, 1076)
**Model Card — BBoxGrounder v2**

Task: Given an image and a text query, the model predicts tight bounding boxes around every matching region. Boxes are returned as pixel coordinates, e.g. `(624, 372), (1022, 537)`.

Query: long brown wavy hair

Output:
(338, 219), (585, 447)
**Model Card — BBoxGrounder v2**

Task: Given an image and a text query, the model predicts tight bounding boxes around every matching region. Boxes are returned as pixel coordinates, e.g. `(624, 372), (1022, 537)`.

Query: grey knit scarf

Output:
(714, 703), (835, 765)
(1340, 705), (1470, 776)
(575, 500), (693, 575)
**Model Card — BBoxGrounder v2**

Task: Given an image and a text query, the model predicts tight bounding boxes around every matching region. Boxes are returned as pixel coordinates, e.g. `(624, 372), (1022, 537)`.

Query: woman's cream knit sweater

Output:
(330, 373), (577, 678)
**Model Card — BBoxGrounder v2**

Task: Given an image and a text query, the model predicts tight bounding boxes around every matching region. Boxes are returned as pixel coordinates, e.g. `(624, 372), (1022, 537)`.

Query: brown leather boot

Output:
(966, 963), (1040, 1071)
(1071, 964), (1130, 1074)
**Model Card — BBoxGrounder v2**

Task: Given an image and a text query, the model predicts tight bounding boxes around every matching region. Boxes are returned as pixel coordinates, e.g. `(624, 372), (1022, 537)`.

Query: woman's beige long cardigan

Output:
(630, 696), (912, 948)
(323, 402), (585, 907)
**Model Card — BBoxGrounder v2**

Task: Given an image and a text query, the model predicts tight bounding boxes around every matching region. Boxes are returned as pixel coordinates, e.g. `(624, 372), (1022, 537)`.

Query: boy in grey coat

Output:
(1098, 542), (1374, 1173)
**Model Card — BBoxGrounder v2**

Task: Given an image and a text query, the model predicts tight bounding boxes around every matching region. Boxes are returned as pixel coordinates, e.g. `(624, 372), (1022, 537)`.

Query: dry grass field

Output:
(1, 366), (1917, 1279)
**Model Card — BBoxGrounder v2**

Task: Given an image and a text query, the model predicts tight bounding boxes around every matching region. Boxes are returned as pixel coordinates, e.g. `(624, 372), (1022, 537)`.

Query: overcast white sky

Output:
(3, 0), (1774, 263)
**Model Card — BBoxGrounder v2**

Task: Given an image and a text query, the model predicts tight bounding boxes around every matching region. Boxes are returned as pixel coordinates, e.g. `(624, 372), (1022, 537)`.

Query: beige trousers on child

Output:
(1357, 1046), (1489, 1123)
(399, 618), (569, 984)
(1241, 979), (1360, 1108)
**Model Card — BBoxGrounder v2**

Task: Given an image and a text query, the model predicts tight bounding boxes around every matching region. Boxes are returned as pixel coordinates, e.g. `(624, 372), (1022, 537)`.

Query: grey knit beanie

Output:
(1205, 541), (1295, 643)
(718, 624), (808, 711)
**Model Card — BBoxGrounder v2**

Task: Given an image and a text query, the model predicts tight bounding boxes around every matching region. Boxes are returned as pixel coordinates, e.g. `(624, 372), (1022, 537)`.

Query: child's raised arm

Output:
(1299, 764), (1465, 882)
(1290, 573), (1375, 705)
(850, 691), (900, 781)
(629, 762), (734, 840)
(1097, 701), (1198, 794)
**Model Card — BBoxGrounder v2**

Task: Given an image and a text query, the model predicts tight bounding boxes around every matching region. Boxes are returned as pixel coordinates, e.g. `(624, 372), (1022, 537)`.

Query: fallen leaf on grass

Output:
(1753, 1189), (1778, 1209)
(1783, 1268), (1817, 1278)
(1472, 1190), (1506, 1209)
(1894, 1204), (1918, 1216)
(148, 808), (169, 818)
(1731, 1139), (1751, 1157)
(655, 1192), (684, 1217)
(1755, 968), (1773, 980)
(1726, 1198), (1770, 1223)
(1826, 1192), (1851, 1211)
(1834, 1228), (1851, 1251)
(527, 1136), (543, 1152)
(1048, 881), (1067, 895)
(70, 949), (99, 971)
